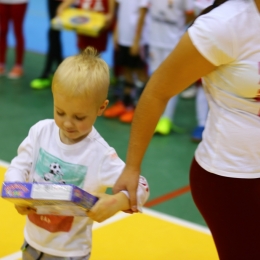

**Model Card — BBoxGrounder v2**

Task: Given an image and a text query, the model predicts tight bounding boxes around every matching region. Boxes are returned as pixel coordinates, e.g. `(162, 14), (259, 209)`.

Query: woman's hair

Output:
(52, 46), (110, 105)
(190, 0), (229, 25)
(199, 0), (229, 16)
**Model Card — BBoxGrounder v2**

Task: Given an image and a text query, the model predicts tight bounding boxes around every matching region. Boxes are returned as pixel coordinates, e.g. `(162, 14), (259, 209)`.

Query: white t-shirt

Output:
(148, 0), (194, 49)
(188, 0), (260, 178)
(5, 119), (149, 257)
(116, 0), (149, 46)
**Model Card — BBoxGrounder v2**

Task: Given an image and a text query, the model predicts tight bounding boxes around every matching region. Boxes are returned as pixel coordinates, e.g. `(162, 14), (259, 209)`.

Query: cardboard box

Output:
(51, 8), (106, 37)
(1, 182), (98, 216)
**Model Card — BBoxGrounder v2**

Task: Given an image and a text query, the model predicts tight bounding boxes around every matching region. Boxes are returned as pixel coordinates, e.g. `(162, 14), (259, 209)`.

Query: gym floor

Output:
(0, 1), (218, 259)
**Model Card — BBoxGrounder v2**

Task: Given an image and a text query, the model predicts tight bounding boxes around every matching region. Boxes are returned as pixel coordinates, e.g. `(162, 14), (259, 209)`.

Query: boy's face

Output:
(53, 90), (108, 144)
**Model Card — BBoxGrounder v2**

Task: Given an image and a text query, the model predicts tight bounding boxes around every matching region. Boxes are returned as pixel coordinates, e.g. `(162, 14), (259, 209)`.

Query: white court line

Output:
(143, 208), (210, 234)
(0, 162), (210, 260)
(0, 252), (21, 260)
(0, 160), (10, 168)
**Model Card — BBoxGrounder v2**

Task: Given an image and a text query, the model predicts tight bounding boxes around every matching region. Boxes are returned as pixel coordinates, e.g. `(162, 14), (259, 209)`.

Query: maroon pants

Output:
(190, 158), (260, 259)
(0, 3), (27, 65)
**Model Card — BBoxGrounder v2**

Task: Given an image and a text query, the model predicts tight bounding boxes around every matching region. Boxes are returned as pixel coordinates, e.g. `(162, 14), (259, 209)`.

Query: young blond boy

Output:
(5, 47), (149, 259)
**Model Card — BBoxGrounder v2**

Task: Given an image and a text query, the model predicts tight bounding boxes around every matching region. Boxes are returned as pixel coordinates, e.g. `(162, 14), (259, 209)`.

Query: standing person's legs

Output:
(196, 86), (208, 127)
(133, 44), (149, 104)
(103, 45), (134, 120)
(191, 82), (208, 142)
(31, 0), (62, 89)
(190, 158), (260, 260)
(0, 3), (10, 75)
(119, 46), (148, 123)
(150, 46), (182, 135)
(8, 3), (27, 78)
(42, 0), (62, 77)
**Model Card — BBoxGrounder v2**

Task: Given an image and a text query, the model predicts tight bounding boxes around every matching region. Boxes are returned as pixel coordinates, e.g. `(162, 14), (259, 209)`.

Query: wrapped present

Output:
(1, 182), (98, 216)
(52, 8), (106, 37)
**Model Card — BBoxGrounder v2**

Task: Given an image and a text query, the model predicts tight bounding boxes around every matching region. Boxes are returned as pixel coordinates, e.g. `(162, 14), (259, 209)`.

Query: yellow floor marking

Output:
(91, 212), (218, 260)
(0, 166), (25, 258)
(0, 163), (218, 260)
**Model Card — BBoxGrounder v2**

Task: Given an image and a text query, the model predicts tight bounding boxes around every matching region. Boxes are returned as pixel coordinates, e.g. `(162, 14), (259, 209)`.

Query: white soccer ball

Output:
(49, 162), (63, 175)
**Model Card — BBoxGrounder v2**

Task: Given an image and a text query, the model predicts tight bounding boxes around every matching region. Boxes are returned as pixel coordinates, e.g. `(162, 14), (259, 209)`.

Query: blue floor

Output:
(7, 0), (113, 67)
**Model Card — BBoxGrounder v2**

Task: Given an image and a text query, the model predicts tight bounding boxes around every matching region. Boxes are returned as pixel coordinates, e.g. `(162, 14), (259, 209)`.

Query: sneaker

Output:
(103, 101), (126, 118)
(154, 117), (184, 135)
(31, 77), (52, 89)
(180, 85), (197, 99)
(191, 126), (205, 142)
(8, 66), (23, 79)
(119, 109), (134, 123)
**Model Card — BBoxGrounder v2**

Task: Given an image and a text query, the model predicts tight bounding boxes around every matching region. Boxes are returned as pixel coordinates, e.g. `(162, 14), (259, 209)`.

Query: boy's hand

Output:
(87, 192), (130, 222)
(15, 205), (36, 215)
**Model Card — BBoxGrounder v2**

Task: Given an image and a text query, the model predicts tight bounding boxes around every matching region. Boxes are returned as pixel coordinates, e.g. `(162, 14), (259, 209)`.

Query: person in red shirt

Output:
(58, 0), (115, 53)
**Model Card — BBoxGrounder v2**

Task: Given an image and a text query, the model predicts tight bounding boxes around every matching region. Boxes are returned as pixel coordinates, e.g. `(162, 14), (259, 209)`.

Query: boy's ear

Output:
(97, 99), (109, 116)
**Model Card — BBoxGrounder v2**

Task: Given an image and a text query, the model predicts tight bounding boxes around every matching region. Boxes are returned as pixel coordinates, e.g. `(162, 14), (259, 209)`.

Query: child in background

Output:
(146, 0), (195, 135)
(59, 0), (115, 54)
(103, 0), (149, 123)
(30, 0), (65, 90)
(0, 0), (28, 78)
(191, 79), (209, 142)
(5, 47), (149, 259)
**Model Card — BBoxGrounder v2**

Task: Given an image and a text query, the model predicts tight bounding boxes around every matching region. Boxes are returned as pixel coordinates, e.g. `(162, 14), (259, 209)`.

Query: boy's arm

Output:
(87, 176), (149, 222)
(5, 132), (35, 183)
(4, 120), (44, 183)
(87, 192), (129, 222)
(89, 150), (149, 222)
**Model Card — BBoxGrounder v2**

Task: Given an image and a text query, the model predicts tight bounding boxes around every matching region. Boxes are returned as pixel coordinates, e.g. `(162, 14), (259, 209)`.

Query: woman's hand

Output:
(113, 167), (140, 212)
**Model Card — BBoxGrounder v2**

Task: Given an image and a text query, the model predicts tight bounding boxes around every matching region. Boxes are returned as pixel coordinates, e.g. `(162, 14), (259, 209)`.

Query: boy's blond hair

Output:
(52, 46), (110, 105)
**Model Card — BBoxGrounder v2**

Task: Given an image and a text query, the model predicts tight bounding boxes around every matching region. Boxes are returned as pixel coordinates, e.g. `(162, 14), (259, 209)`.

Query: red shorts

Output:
(190, 158), (260, 259)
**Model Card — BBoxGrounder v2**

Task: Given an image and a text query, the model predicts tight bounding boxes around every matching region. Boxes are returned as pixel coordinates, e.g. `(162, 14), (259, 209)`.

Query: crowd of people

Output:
(0, 0), (211, 142)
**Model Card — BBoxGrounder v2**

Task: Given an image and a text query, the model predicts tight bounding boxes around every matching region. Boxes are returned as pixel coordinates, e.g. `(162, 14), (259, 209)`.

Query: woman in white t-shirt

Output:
(0, 0), (28, 78)
(113, 0), (260, 258)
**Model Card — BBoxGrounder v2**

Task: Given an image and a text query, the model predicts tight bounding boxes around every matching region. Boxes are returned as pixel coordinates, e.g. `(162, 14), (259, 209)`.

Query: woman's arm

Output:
(113, 32), (216, 211)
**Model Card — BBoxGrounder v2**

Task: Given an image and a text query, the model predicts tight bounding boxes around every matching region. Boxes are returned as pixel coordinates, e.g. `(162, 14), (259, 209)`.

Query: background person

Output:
(0, 0), (28, 78)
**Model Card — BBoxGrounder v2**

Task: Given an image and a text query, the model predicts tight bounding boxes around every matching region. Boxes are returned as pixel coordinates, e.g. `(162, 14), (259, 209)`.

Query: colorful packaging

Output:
(1, 182), (98, 216)
(51, 8), (106, 37)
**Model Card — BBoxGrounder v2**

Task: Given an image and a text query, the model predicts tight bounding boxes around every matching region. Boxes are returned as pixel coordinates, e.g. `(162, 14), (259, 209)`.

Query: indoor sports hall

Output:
(0, 1), (218, 259)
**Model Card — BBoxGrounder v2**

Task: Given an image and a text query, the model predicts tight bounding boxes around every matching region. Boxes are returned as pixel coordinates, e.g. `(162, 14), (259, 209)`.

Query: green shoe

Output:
(30, 77), (51, 89)
(154, 117), (185, 135)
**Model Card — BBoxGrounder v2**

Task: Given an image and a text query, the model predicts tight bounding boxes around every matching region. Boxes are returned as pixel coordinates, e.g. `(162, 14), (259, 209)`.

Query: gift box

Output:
(52, 8), (106, 37)
(1, 182), (98, 216)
